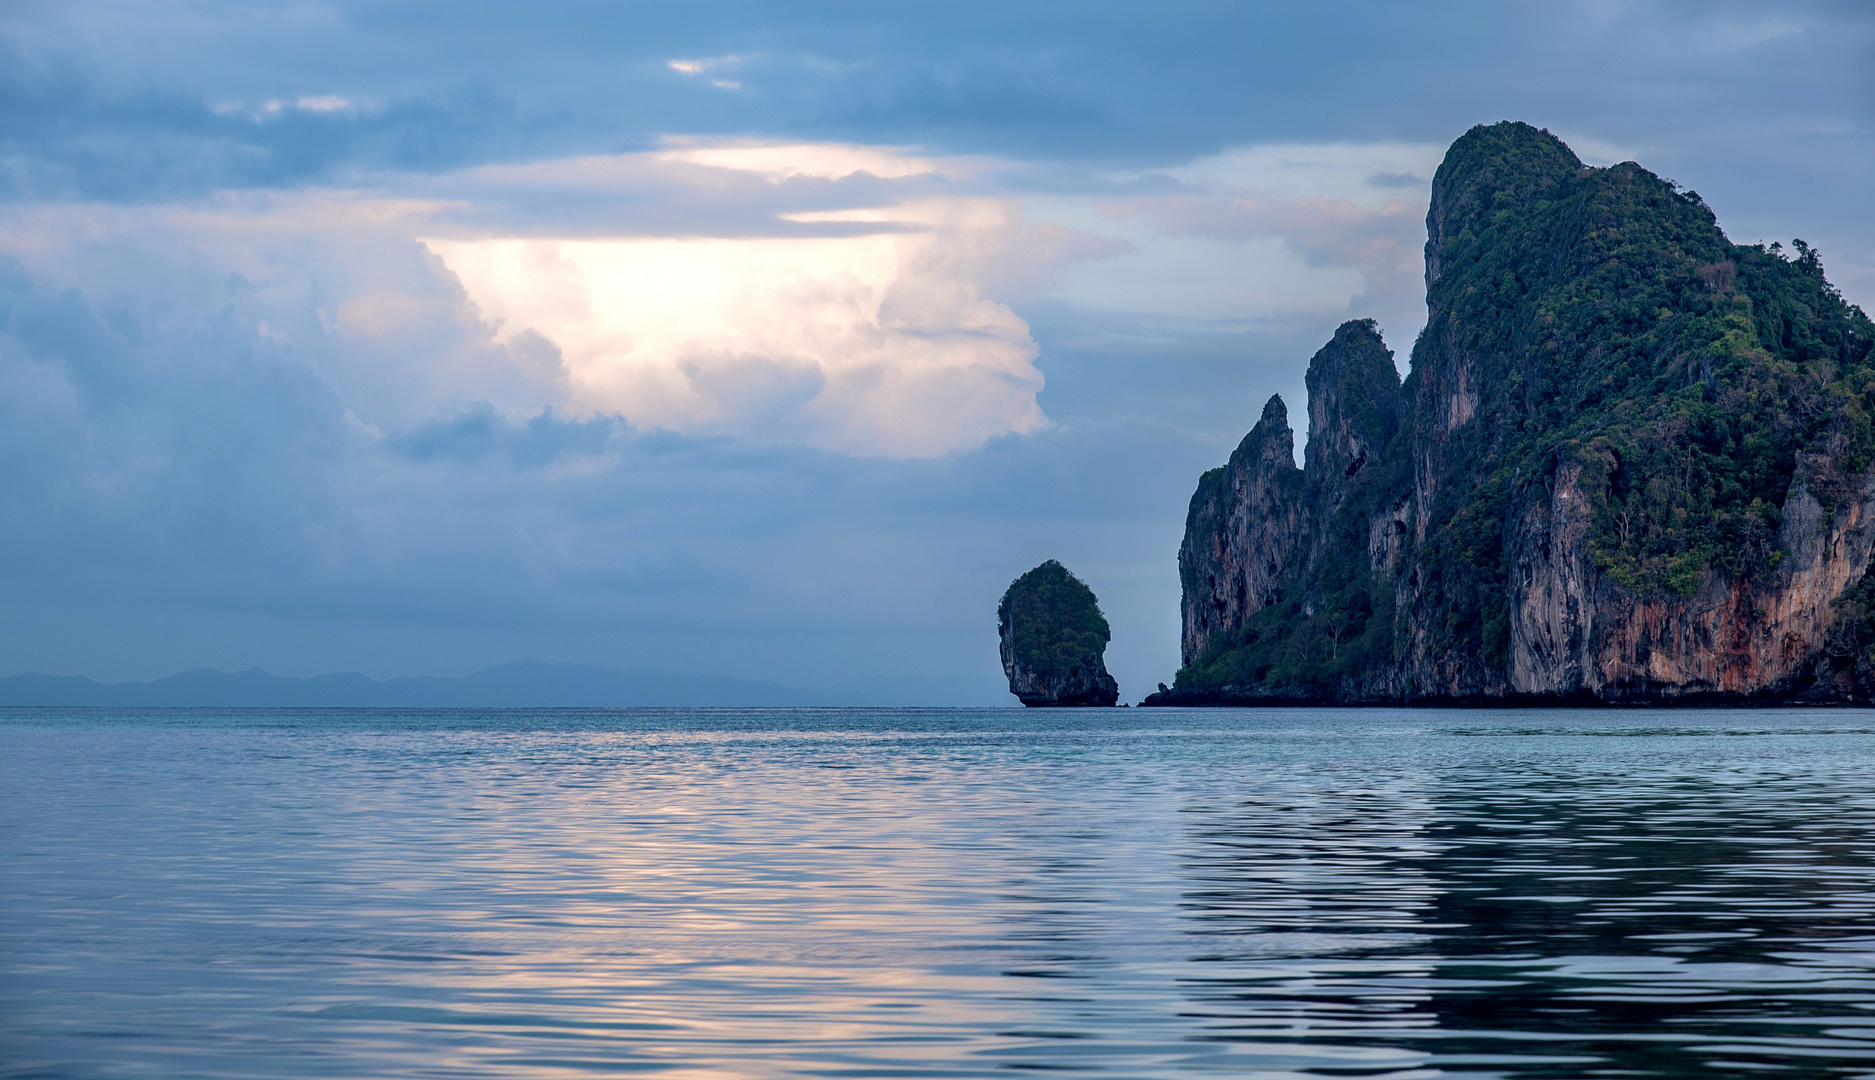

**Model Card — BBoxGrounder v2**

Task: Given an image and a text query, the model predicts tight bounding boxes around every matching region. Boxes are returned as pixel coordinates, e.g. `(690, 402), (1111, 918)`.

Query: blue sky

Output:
(2, 0), (1871, 697)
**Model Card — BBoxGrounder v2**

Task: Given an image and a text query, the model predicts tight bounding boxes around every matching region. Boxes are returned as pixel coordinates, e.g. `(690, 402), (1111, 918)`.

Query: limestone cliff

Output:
(1150, 122), (1875, 705)
(1178, 322), (1404, 673)
(999, 560), (1120, 707)
(1179, 396), (1305, 667)
(1506, 451), (1875, 701)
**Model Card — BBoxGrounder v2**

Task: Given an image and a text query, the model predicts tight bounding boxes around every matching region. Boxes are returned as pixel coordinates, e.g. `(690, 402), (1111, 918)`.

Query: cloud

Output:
(0, 139), (1092, 459)
(1162, 142), (1442, 205)
(0, 132), (1316, 691)
(653, 137), (943, 181)
(424, 196), (1050, 457)
(1032, 142), (1441, 334)
(214, 95), (362, 119)
(0, 193), (570, 437)
(0, 258), (359, 590)
(388, 406), (616, 467)
(667, 54), (752, 91)
(402, 140), (1095, 457)
(1571, 0), (1631, 26)
(291, 95), (353, 114)
(1099, 190), (1423, 301)
(667, 55), (748, 76)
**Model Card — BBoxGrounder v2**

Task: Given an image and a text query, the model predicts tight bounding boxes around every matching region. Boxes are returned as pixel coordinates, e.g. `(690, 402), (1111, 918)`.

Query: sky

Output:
(2, 0), (1871, 699)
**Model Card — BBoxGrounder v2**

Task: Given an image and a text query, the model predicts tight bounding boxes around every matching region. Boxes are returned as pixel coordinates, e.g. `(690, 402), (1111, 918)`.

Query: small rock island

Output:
(998, 560), (1120, 706)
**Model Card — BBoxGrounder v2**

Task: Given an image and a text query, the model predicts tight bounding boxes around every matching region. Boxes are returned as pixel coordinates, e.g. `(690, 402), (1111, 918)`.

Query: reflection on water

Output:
(5, 708), (1875, 1078)
(1182, 758), (1875, 1076)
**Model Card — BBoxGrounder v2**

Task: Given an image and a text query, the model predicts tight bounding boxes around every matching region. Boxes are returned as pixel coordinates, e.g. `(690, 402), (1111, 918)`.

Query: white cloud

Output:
(0, 135), (1481, 456)
(653, 138), (944, 181)
(212, 95), (360, 119)
(425, 195), (1049, 457)
(400, 141), (1089, 457)
(0, 140), (1086, 460)
(1031, 142), (1444, 340)
(667, 54), (751, 89)
(292, 94), (352, 113)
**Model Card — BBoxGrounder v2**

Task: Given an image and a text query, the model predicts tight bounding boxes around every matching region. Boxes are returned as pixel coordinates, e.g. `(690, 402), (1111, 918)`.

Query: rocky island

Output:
(1145, 121), (1875, 705)
(999, 560), (1120, 706)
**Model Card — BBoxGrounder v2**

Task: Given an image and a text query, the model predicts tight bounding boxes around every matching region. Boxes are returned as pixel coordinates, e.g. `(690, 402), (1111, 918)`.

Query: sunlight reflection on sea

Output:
(5, 707), (1875, 1078)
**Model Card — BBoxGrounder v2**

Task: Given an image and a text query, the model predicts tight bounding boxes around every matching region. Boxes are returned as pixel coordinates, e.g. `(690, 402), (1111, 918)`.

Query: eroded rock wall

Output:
(1178, 396), (1305, 667)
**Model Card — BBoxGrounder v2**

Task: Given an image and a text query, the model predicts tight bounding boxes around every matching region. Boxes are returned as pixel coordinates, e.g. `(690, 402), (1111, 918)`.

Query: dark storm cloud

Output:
(0, 41), (535, 199)
(5, 1), (1866, 196)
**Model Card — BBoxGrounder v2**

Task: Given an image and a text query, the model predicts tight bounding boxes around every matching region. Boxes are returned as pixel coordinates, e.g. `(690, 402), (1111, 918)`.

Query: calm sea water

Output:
(6, 708), (1875, 1079)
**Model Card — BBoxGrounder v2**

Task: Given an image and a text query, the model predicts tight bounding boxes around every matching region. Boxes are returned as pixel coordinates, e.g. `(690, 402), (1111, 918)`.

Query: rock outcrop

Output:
(1179, 322), (1403, 668)
(1148, 122), (1875, 706)
(1179, 395), (1306, 667)
(999, 560), (1120, 706)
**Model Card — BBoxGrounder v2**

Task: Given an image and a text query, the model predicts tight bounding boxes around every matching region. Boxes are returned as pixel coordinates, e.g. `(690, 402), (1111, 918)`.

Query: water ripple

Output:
(5, 707), (1875, 1077)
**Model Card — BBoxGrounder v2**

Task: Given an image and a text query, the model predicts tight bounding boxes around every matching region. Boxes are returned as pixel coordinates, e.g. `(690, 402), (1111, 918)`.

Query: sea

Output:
(6, 707), (1875, 1079)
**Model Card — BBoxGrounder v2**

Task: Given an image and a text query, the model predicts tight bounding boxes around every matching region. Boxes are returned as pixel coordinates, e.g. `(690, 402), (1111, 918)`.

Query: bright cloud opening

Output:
(426, 189), (1047, 458)
(652, 138), (942, 181)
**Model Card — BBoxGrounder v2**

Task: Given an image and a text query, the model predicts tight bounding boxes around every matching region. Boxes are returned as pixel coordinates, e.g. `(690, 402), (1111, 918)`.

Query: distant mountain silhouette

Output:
(0, 659), (1010, 707)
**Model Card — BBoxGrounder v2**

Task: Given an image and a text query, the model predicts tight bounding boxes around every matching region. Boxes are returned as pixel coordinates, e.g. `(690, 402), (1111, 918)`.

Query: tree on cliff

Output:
(998, 560), (1120, 706)
(1153, 121), (1875, 705)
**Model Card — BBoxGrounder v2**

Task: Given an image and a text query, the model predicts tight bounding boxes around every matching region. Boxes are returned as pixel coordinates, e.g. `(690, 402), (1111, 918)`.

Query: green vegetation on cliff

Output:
(1000, 560), (1111, 676)
(999, 560), (1119, 706)
(1178, 323), (1408, 695)
(1170, 121), (1875, 701)
(1427, 126), (1872, 607)
(1415, 124), (1872, 673)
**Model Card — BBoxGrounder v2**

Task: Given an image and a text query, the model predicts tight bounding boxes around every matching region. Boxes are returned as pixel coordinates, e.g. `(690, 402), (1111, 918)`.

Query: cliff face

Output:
(999, 560), (1120, 706)
(1154, 122), (1875, 705)
(1179, 396), (1305, 666)
(1178, 322), (1403, 672)
(1507, 454), (1875, 700)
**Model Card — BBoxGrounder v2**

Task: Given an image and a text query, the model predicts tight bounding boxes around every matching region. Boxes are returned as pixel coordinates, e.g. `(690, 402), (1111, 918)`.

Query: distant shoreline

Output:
(0, 659), (1010, 709)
